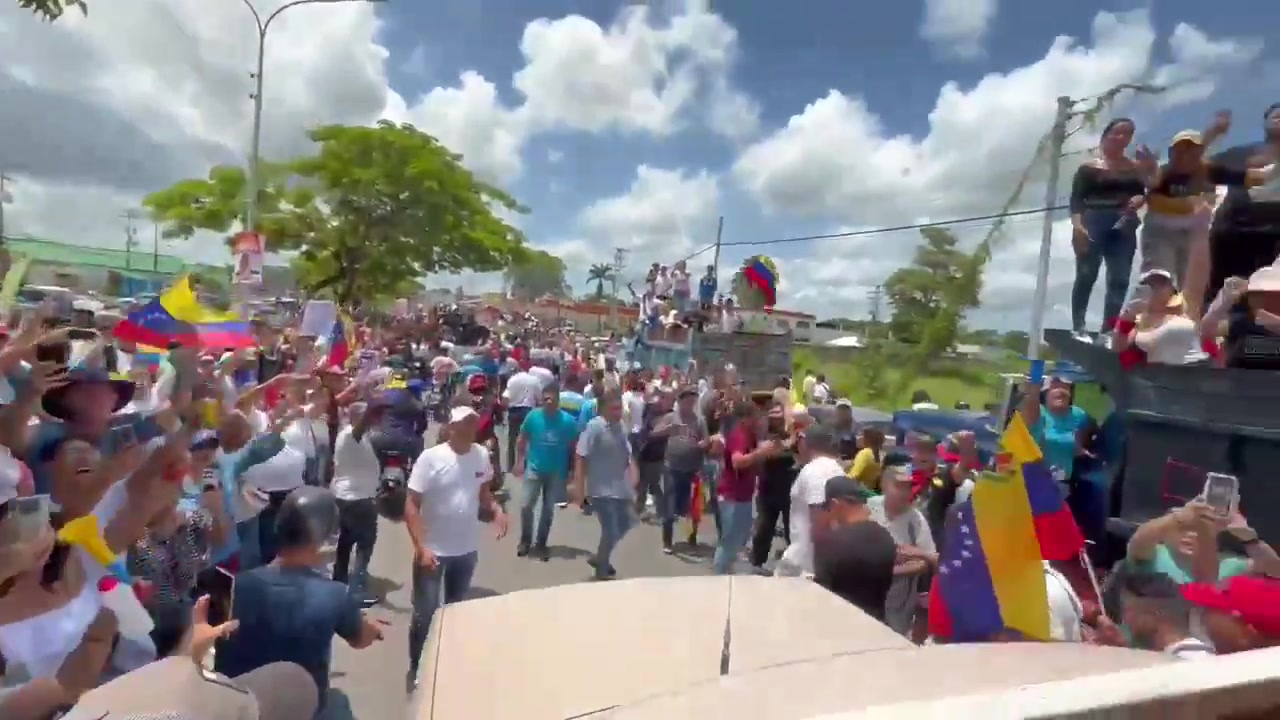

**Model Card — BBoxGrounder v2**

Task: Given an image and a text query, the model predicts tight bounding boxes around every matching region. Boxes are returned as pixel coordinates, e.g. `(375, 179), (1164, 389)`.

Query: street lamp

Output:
(239, 0), (386, 232)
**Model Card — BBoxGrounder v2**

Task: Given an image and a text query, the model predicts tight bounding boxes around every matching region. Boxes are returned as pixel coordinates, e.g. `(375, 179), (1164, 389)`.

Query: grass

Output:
(794, 346), (1115, 420)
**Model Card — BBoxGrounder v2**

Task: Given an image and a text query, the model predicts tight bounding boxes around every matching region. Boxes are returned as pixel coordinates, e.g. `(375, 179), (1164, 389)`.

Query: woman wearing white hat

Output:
(1200, 260), (1280, 369)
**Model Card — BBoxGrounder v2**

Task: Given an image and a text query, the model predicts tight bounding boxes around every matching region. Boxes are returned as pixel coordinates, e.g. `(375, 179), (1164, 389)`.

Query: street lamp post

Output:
(239, 0), (383, 232)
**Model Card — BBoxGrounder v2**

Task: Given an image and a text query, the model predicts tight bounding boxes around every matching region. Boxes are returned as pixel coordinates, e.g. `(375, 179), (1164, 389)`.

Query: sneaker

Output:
(516, 543), (530, 558)
(662, 545), (674, 555)
(556, 502), (569, 508)
(1071, 330), (1092, 344)
(405, 669), (419, 694)
(532, 544), (550, 561)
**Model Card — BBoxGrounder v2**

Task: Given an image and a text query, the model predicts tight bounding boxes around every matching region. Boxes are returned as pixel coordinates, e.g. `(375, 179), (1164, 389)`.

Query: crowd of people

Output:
(0, 281), (1278, 718)
(1070, 104), (1280, 371)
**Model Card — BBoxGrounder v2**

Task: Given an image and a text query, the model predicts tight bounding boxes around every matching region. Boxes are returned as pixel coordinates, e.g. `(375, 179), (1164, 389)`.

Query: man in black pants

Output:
(750, 409), (797, 572)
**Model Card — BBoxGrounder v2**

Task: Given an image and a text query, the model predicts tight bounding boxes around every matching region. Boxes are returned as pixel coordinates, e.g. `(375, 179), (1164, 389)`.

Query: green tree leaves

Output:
(586, 263), (614, 300)
(504, 248), (570, 300)
(143, 120), (529, 307)
(16, 0), (86, 21)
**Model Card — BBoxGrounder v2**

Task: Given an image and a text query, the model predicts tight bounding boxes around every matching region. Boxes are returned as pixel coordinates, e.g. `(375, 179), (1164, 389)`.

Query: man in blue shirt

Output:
(698, 264), (718, 310)
(514, 383), (577, 559)
(215, 486), (385, 708)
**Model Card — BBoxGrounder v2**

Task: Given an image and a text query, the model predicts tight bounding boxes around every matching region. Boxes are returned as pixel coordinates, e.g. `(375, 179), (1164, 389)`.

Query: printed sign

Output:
(231, 231), (265, 285)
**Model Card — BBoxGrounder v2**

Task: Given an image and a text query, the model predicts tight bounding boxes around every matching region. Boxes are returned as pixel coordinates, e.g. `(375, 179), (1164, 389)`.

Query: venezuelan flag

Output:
(743, 256), (777, 306)
(927, 412), (1084, 642)
(113, 276), (255, 350)
(327, 315), (351, 369)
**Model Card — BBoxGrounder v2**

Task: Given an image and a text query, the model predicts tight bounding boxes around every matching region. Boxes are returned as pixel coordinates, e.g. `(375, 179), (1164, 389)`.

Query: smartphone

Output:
(0, 494), (52, 544)
(204, 567), (236, 627)
(110, 424), (137, 449)
(1202, 472), (1239, 517)
(34, 342), (69, 366)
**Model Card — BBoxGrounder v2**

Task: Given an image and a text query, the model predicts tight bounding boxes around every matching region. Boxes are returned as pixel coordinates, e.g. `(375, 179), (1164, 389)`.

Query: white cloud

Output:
(920, 0), (999, 60)
(733, 9), (1262, 327)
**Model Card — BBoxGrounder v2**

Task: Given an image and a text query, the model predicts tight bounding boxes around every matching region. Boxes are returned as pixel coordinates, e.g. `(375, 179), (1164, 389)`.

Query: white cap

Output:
(1248, 263), (1280, 293)
(448, 406), (478, 424)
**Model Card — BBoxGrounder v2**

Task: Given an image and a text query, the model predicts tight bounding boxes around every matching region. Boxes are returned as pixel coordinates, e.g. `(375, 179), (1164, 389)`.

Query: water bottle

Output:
(98, 577), (154, 639)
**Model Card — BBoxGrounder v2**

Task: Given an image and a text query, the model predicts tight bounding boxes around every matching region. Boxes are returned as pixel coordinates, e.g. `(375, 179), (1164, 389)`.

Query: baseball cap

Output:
(449, 405), (479, 424)
(61, 656), (318, 720)
(834, 398), (853, 409)
(1182, 575), (1280, 637)
(822, 475), (874, 506)
(1170, 129), (1205, 147)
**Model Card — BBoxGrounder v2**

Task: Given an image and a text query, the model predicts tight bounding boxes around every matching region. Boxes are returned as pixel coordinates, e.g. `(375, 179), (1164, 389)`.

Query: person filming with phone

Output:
(1111, 269), (1204, 367)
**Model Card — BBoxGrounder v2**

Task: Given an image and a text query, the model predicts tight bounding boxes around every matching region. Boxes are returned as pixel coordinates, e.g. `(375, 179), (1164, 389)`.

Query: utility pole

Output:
(865, 284), (884, 342)
(1027, 96), (1071, 363)
(0, 172), (11, 242)
(610, 247), (628, 331)
(152, 223), (161, 272)
(867, 285), (883, 323)
(710, 215), (724, 278)
(120, 209), (140, 270)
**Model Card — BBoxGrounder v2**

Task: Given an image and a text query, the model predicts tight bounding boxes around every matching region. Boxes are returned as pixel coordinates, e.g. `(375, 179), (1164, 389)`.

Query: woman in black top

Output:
(1200, 268), (1280, 370)
(1069, 118), (1148, 337)
(1203, 103), (1280, 307)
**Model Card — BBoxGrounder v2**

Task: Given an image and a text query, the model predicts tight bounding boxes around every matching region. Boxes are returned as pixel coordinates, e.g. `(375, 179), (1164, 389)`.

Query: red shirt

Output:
(719, 425), (759, 503)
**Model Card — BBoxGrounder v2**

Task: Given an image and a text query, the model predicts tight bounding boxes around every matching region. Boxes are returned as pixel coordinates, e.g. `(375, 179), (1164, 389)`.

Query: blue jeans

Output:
(1072, 208), (1137, 332)
(408, 551), (478, 675)
(590, 497), (632, 576)
(519, 471), (564, 548)
(713, 500), (754, 575)
(661, 468), (696, 547)
(235, 515), (262, 571)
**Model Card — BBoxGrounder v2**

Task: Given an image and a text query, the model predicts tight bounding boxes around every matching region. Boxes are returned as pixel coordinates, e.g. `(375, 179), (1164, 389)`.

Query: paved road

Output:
(324, 470), (723, 718)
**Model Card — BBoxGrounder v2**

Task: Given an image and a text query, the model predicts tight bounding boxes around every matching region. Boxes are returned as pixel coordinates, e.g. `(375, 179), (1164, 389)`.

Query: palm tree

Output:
(587, 263), (614, 301)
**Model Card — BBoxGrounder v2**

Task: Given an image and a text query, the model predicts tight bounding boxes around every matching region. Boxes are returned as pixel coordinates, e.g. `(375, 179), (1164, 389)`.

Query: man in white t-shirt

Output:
(775, 425), (845, 578)
(403, 406), (507, 693)
(503, 366), (543, 470)
(330, 401), (384, 607)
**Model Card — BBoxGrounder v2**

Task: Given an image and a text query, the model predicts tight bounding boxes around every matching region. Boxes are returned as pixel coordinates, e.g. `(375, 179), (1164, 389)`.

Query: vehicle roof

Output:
(411, 576), (1195, 720)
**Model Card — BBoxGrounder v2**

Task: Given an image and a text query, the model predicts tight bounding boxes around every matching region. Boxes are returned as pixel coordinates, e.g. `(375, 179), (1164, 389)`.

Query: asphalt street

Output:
(323, 428), (727, 719)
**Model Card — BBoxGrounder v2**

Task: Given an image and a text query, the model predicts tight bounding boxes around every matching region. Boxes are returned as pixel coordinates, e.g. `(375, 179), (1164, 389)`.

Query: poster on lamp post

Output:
(231, 231), (265, 285)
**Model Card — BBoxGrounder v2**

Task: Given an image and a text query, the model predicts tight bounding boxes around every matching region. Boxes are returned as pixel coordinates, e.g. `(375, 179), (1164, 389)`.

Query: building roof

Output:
(3, 236), (186, 275)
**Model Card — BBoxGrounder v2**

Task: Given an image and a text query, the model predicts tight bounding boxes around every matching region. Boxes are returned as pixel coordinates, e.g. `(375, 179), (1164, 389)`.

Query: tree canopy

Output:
(17, 0), (85, 20)
(882, 228), (980, 346)
(504, 248), (569, 300)
(143, 120), (528, 307)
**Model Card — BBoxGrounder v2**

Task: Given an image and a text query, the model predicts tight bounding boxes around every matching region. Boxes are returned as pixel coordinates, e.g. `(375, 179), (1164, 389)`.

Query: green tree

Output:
(882, 228), (978, 346)
(143, 120), (527, 307)
(504, 248), (569, 300)
(586, 263), (614, 300)
(17, 0), (85, 20)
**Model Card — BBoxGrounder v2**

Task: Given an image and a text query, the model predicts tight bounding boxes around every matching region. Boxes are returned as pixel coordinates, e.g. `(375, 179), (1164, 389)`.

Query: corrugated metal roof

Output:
(2, 236), (186, 274)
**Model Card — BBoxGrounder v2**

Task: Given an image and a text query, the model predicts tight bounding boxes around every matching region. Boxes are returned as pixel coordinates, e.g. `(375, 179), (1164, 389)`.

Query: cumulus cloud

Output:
(920, 0), (999, 60)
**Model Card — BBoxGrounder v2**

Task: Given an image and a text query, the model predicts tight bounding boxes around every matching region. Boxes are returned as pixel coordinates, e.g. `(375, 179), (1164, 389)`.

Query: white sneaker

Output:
(1071, 331), (1092, 344)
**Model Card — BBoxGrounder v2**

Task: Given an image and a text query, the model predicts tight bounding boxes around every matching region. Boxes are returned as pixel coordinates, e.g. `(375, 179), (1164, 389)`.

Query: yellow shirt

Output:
(848, 447), (883, 491)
